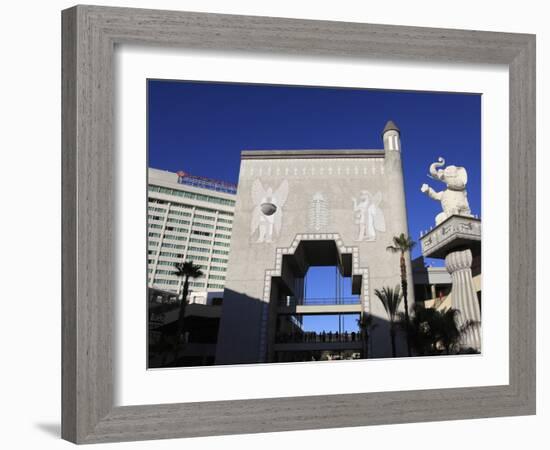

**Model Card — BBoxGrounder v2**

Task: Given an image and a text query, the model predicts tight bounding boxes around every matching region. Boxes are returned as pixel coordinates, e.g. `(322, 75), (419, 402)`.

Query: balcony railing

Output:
(276, 331), (363, 344)
(278, 297), (361, 307)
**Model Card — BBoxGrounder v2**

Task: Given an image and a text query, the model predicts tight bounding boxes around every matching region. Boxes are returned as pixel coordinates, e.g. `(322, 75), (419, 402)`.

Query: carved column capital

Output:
(445, 248), (473, 273)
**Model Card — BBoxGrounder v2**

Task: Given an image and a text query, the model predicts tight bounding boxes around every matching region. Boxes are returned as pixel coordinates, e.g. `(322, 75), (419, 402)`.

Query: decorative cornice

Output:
(241, 150), (385, 160)
(421, 215), (481, 259)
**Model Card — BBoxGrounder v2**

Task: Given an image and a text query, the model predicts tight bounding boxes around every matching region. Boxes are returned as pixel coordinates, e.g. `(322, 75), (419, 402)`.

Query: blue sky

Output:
(148, 79), (481, 332)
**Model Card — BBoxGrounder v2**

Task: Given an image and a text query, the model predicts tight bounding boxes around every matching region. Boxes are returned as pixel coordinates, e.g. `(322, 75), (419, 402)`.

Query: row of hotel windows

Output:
(149, 249), (229, 259)
(194, 213), (214, 221)
(148, 185), (236, 207)
(148, 269), (226, 281)
(148, 237), (230, 250)
(192, 230), (211, 237)
(149, 243), (229, 256)
(148, 253), (229, 263)
(152, 279), (225, 290)
(152, 265), (227, 273)
(165, 235), (186, 241)
(151, 232), (221, 242)
(149, 199), (233, 231)
(147, 227), (231, 241)
(149, 216), (218, 229)
(186, 247), (230, 255)
(149, 258), (227, 269)
(171, 210), (192, 217)
(149, 240), (232, 249)
(168, 218), (189, 225)
(152, 271), (227, 280)
(148, 197), (234, 217)
(152, 267), (226, 278)
(149, 206), (168, 214)
(148, 220), (232, 236)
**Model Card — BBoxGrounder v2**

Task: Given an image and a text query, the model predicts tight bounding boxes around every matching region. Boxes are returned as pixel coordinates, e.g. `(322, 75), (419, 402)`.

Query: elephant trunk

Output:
(429, 157), (446, 179)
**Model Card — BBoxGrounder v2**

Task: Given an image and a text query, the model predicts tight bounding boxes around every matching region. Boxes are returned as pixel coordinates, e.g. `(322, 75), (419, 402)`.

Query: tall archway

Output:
(257, 233), (369, 362)
(215, 145), (413, 365)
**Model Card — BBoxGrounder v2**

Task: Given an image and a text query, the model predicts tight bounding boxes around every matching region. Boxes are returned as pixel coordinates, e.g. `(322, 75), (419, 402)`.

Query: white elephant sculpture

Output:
(421, 157), (473, 225)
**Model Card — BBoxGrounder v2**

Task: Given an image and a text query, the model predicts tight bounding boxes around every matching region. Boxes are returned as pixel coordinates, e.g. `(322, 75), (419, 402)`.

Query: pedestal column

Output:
(445, 248), (481, 351)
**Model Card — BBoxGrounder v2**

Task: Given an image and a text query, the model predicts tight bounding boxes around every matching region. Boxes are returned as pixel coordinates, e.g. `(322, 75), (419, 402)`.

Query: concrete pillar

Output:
(445, 248), (481, 351)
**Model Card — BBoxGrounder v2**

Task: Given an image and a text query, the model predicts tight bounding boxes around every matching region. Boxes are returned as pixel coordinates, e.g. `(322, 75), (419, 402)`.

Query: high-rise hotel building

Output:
(147, 168), (237, 297)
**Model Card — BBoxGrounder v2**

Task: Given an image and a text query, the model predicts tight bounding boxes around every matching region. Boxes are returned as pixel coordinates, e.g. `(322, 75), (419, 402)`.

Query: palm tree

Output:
(174, 261), (204, 342)
(374, 286), (403, 357)
(433, 308), (479, 355)
(401, 305), (480, 356)
(387, 233), (416, 356)
(399, 303), (438, 356)
(356, 313), (378, 359)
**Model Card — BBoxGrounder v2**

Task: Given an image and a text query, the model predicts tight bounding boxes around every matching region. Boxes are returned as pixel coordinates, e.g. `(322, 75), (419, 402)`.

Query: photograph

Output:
(146, 80), (482, 368)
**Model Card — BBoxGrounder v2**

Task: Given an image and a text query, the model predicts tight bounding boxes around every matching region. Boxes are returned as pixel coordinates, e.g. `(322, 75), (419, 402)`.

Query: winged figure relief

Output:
(250, 179), (289, 243)
(352, 191), (386, 241)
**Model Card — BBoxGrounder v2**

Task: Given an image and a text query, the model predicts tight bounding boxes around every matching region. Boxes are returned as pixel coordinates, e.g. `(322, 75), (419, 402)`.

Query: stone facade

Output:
(216, 123), (414, 364)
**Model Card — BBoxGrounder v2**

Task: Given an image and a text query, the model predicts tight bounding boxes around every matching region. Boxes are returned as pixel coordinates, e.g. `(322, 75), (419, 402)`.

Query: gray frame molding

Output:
(62, 5), (536, 444)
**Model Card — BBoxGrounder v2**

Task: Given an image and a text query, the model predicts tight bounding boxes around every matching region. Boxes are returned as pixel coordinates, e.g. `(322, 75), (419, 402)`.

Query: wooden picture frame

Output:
(61, 5), (536, 444)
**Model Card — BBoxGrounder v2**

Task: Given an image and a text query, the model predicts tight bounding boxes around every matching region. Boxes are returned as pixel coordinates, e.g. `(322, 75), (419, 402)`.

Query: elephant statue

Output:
(421, 157), (473, 225)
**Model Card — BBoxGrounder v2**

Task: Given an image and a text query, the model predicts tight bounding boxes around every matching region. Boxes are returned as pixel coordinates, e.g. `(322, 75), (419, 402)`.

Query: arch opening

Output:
(264, 239), (368, 363)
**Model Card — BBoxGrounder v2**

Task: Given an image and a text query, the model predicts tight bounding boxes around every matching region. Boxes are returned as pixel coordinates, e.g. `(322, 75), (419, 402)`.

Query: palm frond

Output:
(374, 285), (403, 323)
(387, 233), (416, 253)
(174, 260), (204, 279)
(357, 314), (378, 331)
